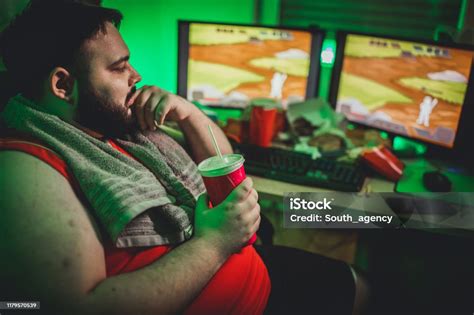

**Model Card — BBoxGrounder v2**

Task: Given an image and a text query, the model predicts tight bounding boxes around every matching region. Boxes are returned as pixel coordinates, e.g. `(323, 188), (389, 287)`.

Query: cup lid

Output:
(198, 154), (244, 177)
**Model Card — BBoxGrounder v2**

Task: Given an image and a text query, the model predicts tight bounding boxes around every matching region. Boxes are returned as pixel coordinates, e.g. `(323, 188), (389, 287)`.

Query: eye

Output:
(113, 66), (127, 73)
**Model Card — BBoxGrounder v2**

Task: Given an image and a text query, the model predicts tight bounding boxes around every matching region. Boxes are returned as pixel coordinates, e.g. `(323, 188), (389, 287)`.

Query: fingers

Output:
(195, 193), (209, 211)
(242, 209), (261, 243)
(130, 86), (197, 131)
(228, 177), (253, 203)
(249, 212), (261, 235)
(131, 86), (153, 131)
(243, 203), (260, 225)
(131, 86), (169, 131)
(154, 94), (170, 126)
(144, 95), (160, 130)
(240, 188), (258, 211)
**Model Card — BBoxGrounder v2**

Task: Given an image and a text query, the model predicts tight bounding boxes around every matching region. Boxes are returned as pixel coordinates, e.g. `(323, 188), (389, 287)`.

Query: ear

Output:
(48, 67), (76, 104)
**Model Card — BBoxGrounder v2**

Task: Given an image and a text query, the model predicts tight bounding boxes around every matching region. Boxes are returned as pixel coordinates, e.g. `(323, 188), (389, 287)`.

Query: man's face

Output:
(75, 22), (142, 137)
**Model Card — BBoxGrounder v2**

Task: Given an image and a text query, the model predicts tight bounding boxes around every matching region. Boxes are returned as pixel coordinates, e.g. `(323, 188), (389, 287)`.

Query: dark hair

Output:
(0, 0), (123, 99)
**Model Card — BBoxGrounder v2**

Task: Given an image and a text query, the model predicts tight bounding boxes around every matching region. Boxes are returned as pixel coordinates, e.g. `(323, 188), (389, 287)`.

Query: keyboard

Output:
(233, 144), (367, 192)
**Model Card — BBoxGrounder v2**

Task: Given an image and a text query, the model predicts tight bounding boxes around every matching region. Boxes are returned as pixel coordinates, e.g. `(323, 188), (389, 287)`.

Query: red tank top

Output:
(0, 136), (271, 315)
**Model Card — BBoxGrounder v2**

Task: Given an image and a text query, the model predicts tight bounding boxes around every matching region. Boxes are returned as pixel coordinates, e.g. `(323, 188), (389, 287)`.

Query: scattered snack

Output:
(308, 134), (344, 153)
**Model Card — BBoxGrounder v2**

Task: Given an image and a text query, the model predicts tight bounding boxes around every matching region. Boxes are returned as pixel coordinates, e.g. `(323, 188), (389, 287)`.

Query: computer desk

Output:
(161, 123), (473, 257)
(249, 159), (474, 263)
(251, 173), (392, 195)
(250, 157), (474, 232)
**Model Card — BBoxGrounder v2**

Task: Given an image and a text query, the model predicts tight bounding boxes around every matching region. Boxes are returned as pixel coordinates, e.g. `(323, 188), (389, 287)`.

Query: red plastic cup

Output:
(198, 154), (257, 245)
(249, 106), (277, 147)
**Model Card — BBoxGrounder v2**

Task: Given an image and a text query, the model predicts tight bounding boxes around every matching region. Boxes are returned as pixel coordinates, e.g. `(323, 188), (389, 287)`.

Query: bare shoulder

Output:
(0, 151), (106, 306)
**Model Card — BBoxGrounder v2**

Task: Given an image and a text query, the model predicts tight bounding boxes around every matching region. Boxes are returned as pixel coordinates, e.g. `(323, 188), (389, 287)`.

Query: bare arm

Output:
(87, 232), (227, 315)
(0, 151), (259, 314)
(177, 106), (233, 163)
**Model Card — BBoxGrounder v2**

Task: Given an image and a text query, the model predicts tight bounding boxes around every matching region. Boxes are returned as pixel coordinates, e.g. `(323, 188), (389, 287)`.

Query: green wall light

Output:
(320, 38), (336, 67)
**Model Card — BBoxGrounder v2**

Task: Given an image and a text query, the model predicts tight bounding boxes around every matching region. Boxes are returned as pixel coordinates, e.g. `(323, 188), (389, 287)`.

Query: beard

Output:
(76, 83), (137, 139)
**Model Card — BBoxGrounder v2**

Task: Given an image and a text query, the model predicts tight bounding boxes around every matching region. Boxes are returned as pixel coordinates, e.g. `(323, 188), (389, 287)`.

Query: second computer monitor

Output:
(330, 32), (474, 148)
(178, 21), (324, 108)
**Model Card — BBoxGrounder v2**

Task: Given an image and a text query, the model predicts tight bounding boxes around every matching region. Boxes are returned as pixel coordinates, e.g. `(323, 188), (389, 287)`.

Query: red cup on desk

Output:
(249, 106), (277, 147)
(198, 154), (257, 245)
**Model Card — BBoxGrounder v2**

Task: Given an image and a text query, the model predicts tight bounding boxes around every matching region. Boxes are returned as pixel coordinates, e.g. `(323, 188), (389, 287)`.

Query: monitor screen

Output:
(178, 21), (323, 108)
(331, 33), (474, 148)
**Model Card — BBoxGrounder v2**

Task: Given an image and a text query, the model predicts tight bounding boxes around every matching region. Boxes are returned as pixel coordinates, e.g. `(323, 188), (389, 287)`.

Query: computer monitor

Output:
(329, 32), (474, 149)
(178, 21), (324, 108)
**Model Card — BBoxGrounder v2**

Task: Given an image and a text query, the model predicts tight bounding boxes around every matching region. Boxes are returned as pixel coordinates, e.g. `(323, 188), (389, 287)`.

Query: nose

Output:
(129, 66), (142, 86)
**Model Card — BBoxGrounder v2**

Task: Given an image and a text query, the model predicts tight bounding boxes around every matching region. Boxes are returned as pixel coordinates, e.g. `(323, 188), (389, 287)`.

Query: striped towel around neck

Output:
(1, 95), (206, 247)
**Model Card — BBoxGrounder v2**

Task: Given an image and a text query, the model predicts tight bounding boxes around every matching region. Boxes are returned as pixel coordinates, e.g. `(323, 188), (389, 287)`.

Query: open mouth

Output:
(126, 86), (137, 107)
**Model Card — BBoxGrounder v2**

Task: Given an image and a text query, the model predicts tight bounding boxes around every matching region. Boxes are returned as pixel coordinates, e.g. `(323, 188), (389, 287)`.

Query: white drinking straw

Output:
(208, 125), (224, 160)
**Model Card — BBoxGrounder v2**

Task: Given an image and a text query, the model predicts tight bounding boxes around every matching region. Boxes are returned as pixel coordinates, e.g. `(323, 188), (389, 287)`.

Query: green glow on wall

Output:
(260, 0), (281, 26)
(102, 0), (254, 93)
